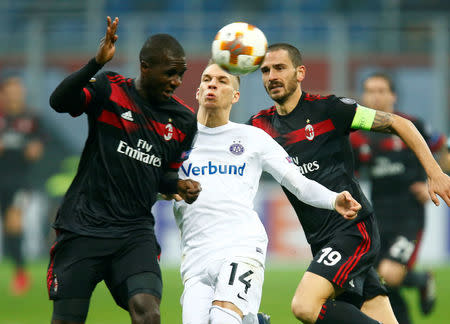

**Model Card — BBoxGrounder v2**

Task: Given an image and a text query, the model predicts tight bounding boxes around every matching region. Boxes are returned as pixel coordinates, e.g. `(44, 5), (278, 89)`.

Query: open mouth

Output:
(205, 93), (216, 100)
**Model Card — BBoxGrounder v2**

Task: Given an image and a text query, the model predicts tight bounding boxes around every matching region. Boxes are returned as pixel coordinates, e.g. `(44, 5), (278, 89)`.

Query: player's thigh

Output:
(106, 231), (162, 310)
(291, 271), (337, 318)
(47, 231), (104, 301)
(48, 232), (106, 322)
(214, 257), (264, 318)
(361, 294), (399, 324)
(181, 277), (214, 324)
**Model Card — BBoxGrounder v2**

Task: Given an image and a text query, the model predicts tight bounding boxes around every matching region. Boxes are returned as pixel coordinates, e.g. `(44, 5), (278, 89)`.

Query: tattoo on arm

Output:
(371, 111), (396, 133)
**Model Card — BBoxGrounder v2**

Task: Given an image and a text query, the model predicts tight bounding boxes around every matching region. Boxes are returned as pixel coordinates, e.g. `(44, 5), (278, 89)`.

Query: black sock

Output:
(315, 300), (381, 324)
(5, 233), (24, 268)
(388, 288), (411, 324)
(403, 271), (428, 288)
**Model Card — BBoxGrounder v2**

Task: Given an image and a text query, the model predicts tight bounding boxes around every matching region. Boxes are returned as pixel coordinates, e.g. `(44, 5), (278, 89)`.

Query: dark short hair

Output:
(139, 34), (185, 65)
(364, 72), (396, 93)
(267, 43), (303, 67)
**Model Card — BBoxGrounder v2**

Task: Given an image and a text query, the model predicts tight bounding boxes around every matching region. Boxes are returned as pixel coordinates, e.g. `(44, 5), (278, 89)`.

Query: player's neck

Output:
(197, 106), (230, 128)
(275, 88), (302, 116)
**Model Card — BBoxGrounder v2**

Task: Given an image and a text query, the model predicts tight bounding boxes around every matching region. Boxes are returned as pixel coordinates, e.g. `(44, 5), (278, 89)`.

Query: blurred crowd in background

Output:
(0, 0), (448, 296)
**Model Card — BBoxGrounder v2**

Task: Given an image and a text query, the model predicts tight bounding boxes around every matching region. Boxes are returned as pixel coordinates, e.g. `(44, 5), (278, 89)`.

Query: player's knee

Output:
(291, 296), (318, 323)
(378, 260), (406, 287)
(129, 294), (160, 324)
(210, 305), (242, 324)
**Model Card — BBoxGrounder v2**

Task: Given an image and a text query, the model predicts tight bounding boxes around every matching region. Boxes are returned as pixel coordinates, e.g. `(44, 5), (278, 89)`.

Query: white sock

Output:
(209, 305), (242, 324)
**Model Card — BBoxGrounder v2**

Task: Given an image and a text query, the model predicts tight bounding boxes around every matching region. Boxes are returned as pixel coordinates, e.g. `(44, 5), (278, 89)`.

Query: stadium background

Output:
(0, 0), (449, 323)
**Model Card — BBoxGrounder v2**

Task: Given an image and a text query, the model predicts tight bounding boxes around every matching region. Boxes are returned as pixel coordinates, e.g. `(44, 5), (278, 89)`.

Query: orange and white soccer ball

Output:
(212, 22), (268, 76)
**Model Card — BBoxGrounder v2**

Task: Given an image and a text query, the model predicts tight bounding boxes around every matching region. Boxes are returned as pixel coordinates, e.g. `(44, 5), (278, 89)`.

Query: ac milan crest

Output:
(305, 124), (315, 141)
(164, 123), (173, 141)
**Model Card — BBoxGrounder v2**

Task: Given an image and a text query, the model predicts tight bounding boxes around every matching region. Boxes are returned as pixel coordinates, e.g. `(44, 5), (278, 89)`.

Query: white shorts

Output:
(180, 256), (264, 324)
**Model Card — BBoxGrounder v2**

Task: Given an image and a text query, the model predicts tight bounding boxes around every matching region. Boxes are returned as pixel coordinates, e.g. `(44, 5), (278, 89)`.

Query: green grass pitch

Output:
(0, 261), (449, 323)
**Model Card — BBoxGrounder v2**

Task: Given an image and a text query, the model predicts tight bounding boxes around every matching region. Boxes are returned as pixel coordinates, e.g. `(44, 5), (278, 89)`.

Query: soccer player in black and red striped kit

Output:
(0, 75), (44, 295)
(248, 44), (450, 324)
(351, 73), (447, 323)
(46, 17), (201, 324)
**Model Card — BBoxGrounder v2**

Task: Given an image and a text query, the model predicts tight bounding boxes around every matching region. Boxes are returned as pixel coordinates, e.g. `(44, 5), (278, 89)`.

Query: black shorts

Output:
(377, 227), (424, 269)
(308, 216), (387, 303)
(47, 229), (162, 310)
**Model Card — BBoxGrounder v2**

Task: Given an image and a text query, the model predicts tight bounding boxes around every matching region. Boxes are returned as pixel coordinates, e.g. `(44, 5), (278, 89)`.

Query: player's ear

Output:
(296, 65), (306, 83)
(195, 88), (200, 101)
(232, 89), (240, 104)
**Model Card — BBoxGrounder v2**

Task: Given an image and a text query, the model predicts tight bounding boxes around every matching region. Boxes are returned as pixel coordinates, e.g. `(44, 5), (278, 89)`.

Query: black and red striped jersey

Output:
(249, 92), (373, 247)
(350, 112), (432, 224)
(53, 71), (197, 237)
(0, 111), (42, 186)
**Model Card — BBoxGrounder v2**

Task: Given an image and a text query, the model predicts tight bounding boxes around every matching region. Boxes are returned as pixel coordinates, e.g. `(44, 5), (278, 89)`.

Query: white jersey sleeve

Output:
(257, 128), (337, 210)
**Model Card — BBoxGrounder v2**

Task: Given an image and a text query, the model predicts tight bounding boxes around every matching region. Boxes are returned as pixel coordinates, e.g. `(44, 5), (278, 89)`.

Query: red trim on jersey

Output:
(109, 82), (140, 113)
(169, 161), (183, 170)
(147, 119), (186, 143)
(172, 95), (195, 113)
(333, 221), (371, 287)
(47, 239), (58, 296)
(350, 132), (372, 163)
(251, 117), (280, 138)
(252, 106), (277, 119)
(407, 230), (423, 269)
(284, 119), (335, 145)
(304, 93), (331, 101)
(379, 137), (407, 151)
(83, 87), (92, 107)
(98, 110), (140, 131)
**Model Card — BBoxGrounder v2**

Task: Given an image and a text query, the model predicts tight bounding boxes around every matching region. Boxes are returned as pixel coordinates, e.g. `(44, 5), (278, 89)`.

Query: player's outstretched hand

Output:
(159, 193), (183, 202)
(335, 191), (361, 220)
(427, 172), (450, 207)
(95, 16), (119, 65)
(177, 179), (202, 204)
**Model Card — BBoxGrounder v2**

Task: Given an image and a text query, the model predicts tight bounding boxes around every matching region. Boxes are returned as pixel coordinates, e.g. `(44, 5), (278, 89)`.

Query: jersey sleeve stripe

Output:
(252, 106), (276, 119)
(284, 119), (335, 145)
(109, 82), (140, 113)
(172, 95), (195, 113)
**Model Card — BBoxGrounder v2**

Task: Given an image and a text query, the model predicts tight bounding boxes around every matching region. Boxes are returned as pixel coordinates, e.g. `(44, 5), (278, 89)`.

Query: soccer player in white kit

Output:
(172, 63), (362, 324)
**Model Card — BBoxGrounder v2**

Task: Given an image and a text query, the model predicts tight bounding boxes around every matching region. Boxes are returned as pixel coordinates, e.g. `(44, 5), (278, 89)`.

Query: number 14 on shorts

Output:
(229, 262), (254, 294)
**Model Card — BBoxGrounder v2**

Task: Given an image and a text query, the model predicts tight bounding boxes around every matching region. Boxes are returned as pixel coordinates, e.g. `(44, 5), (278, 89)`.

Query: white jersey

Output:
(174, 121), (337, 282)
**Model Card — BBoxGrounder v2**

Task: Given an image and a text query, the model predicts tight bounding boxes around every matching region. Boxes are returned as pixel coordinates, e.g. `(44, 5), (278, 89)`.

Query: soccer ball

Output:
(211, 22), (268, 76)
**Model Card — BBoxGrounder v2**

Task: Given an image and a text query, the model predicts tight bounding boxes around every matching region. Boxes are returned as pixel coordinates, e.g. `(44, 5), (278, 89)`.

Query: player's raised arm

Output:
(95, 16), (119, 65)
(351, 105), (450, 206)
(49, 16), (119, 115)
(258, 129), (361, 219)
